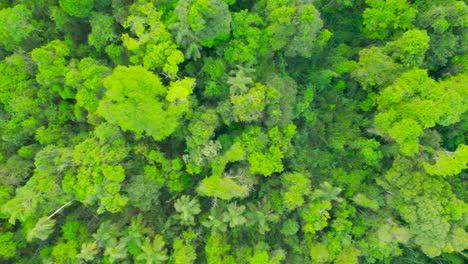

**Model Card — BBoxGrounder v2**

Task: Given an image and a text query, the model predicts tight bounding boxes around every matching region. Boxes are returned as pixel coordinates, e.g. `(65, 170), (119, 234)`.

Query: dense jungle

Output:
(0, 0), (467, 263)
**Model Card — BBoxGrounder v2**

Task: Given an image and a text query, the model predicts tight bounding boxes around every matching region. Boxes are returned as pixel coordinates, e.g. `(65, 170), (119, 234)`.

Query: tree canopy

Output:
(0, 0), (466, 263)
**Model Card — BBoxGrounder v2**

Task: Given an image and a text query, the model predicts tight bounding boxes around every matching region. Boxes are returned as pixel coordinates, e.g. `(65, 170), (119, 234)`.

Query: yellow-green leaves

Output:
(88, 12), (117, 52)
(385, 29), (430, 68)
(281, 172), (311, 210)
(65, 57), (110, 115)
(424, 144), (468, 176)
(362, 0), (417, 40)
(374, 69), (467, 155)
(122, 2), (184, 76)
(197, 176), (250, 200)
(166, 78), (196, 103)
(301, 200), (332, 234)
(0, 5), (33, 51)
(98, 66), (194, 141)
(0, 232), (16, 258)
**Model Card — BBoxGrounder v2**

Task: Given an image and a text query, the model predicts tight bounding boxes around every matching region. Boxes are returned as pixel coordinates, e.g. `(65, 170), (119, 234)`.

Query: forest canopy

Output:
(0, 0), (467, 263)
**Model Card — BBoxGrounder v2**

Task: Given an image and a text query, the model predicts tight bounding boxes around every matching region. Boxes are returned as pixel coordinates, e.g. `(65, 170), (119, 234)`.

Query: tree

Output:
(197, 175), (250, 200)
(205, 232), (234, 264)
(362, 0), (417, 40)
(124, 175), (162, 211)
(249, 250), (283, 264)
(0, 232), (16, 258)
(171, 0), (232, 59)
(241, 125), (296, 177)
(374, 69), (467, 155)
(352, 47), (403, 89)
(382, 156), (468, 257)
(0, 4), (34, 51)
(104, 238), (128, 262)
(416, 0), (467, 69)
(97, 66), (195, 140)
(263, 0), (325, 57)
(311, 182), (343, 202)
(334, 247), (360, 264)
(280, 219), (299, 236)
(59, 0), (94, 18)
(172, 238), (197, 264)
(78, 242), (99, 262)
(122, 1), (184, 76)
(27, 200), (74, 241)
(61, 124), (130, 214)
(31, 40), (72, 101)
(65, 57), (110, 116)
(384, 29), (430, 68)
(27, 216), (57, 241)
(222, 203), (247, 228)
(300, 200), (332, 234)
(423, 144), (468, 176)
(230, 82), (268, 122)
(202, 207), (228, 233)
(281, 172), (311, 210)
(221, 10), (268, 66)
(174, 195), (202, 226)
(136, 235), (168, 264)
(245, 202), (280, 235)
(88, 12), (118, 52)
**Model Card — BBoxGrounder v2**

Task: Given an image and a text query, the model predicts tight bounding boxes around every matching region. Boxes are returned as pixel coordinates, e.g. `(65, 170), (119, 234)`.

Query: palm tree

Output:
(174, 195), (201, 225)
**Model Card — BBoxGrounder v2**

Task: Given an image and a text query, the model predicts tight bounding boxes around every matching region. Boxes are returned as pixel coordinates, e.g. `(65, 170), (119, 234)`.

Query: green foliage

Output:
(98, 66), (194, 140)
(385, 29), (431, 68)
(65, 57), (111, 115)
(281, 172), (311, 210)
(59, 0), (94, 18)
(222, 203), (247, 228)
(197, 175), (250, 200)
(172, 237), (197, 264)
(424, 144), (468, 176)
(245, 202), (280, 235)
(125, 175), (162, 211)
(171, 0), (232, 59)
(88, 12), (117, 52)
(301, 200), (332, 234)
(280, 219), (299, 236)
(362, 0), (417, 40)
(264, 0), (325, 57)
(27, 216), (56, 241)
(352, 47), (403, 89)
(31, 40), (72, 100)
(0, 232), (16, 258)
(136, 235), (168, 264)
(0, 4), (33, 51)
(122, 1), (184, 76)
(205, 232), (234, 264)
(174, 195), (202, 225)
(375, 69), (467, 155)
(0, 0), (466, 262)
(222, 10), (268, 65)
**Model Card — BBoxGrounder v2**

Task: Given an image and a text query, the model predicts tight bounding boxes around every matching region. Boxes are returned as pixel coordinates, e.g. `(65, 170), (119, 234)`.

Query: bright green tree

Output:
(122, 1), (184, 76)
(362, 0), (417, 40)
(0, 4), (34, 51)
(97, 66), (194, 140)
